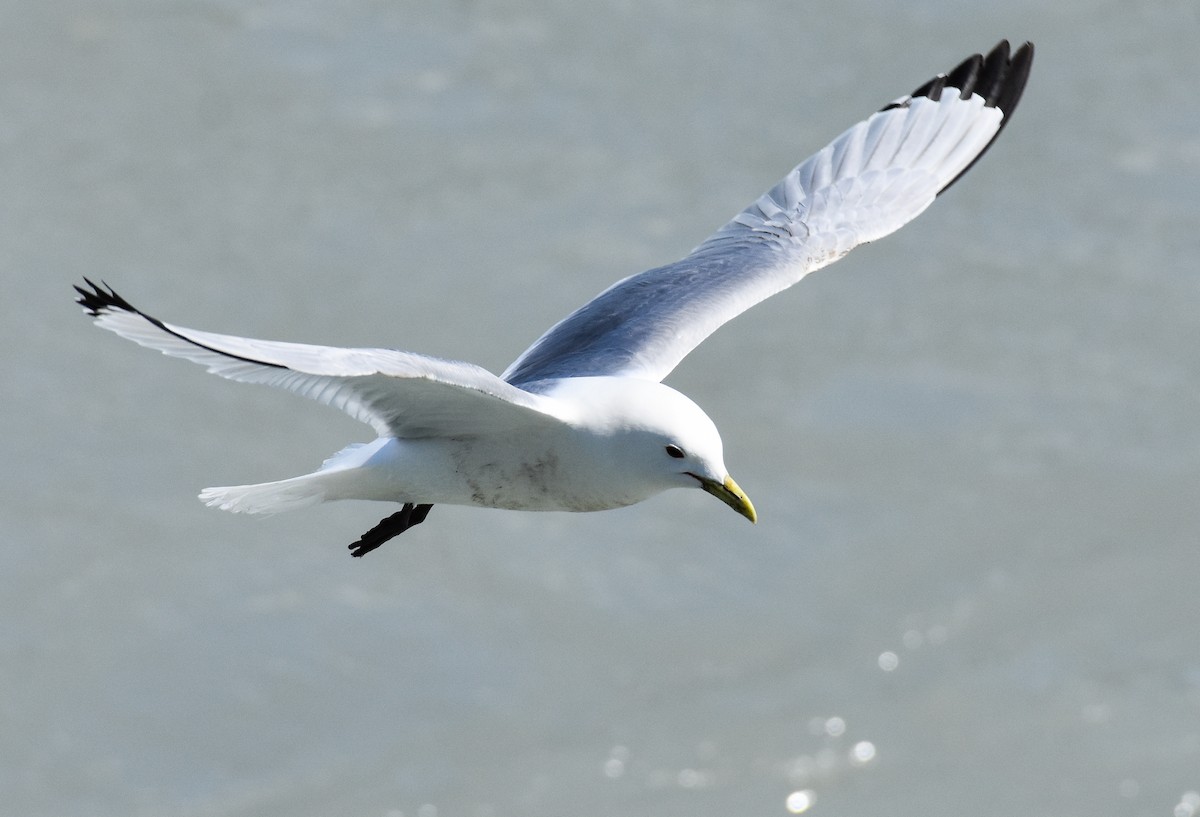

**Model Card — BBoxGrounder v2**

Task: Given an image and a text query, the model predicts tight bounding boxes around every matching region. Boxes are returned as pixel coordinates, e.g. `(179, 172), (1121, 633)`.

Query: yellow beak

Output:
(699, 474), (757, 524)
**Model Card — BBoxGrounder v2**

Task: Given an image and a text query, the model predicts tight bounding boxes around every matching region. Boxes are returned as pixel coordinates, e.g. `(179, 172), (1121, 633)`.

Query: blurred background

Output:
(3, 1), (1199, 815)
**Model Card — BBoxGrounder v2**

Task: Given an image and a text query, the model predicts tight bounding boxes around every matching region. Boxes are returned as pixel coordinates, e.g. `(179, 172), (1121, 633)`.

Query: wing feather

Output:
(503, 41), (1032, 386)
(75, 280), (556, 438)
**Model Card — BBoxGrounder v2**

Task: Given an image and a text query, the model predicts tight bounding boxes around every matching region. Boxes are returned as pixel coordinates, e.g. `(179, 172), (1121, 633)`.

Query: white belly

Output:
(338, 435), (654, 512)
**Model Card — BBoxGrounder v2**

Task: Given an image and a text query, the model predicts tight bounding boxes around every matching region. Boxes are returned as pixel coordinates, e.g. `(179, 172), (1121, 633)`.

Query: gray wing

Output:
(503, 40), (1033, 387)
(76, 280), (558, 438)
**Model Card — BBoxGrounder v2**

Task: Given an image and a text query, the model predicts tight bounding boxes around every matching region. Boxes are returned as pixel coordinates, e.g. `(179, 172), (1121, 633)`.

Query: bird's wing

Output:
(503, 40), (1033, 386)
(76, 279), (557, 438)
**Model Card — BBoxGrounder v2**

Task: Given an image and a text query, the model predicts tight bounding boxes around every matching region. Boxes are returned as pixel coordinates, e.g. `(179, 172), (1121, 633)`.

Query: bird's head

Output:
(551, 377), (757, 523)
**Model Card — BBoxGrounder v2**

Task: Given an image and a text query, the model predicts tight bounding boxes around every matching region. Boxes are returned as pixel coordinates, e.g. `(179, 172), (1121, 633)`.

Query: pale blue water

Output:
(4, 1), (1200, 816)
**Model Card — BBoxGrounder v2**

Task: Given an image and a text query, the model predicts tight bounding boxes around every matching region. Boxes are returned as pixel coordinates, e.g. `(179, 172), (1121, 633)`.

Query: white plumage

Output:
(77, 41), (1033, 555)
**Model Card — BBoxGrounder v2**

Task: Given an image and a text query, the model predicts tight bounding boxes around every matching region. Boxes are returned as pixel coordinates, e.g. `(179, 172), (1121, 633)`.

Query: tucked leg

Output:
(349, 503), (434, 557)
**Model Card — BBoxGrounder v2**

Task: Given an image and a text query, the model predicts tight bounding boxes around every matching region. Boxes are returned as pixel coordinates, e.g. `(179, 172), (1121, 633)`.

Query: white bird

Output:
(77, 40), (1033, 556)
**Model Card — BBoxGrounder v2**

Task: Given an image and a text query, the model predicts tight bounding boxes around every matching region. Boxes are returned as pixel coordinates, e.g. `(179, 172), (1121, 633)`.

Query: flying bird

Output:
(77, 40), (1033, 556)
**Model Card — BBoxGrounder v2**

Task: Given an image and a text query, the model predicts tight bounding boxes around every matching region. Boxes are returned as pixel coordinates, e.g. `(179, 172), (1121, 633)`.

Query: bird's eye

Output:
(665, 444), (686, 459)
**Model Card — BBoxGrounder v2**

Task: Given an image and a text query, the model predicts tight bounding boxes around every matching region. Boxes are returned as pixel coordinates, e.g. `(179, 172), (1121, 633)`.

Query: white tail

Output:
(199, 473), (330, 515)
(199, 440), (391, 515)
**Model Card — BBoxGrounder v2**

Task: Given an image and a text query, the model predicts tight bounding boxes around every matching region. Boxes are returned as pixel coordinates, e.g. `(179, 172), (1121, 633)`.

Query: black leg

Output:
(348, 503), (435, 557)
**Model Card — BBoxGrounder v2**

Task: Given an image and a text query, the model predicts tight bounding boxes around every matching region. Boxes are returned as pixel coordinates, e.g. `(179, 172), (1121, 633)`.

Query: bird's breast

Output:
(446, 436), (641, 512)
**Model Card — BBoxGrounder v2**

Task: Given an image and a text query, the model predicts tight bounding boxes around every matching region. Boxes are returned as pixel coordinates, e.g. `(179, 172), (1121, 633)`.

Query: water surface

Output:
(4, 2), (1199, 815)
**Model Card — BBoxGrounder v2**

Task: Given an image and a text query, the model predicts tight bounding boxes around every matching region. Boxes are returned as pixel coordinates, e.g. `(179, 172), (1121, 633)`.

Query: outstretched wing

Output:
(76, 279), (557, 438)
(503, 40), (1033, 386)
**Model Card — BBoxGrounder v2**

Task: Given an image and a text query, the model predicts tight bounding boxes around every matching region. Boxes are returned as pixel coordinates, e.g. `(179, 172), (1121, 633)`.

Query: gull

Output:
(77, 40), (1033, 557)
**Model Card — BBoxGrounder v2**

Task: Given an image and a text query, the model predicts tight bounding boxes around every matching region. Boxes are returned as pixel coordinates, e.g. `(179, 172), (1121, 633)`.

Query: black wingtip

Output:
(945, 53), (984, 101)
(881, 39), (1033, 114)
(74, 278), (292, 370)
(872, 41), (1033, 193)
(74, 277), (136, 317)
(992, 40), (1034, 118)
(871, 42), (1033, 194)
(950, 40), (1032, 194)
